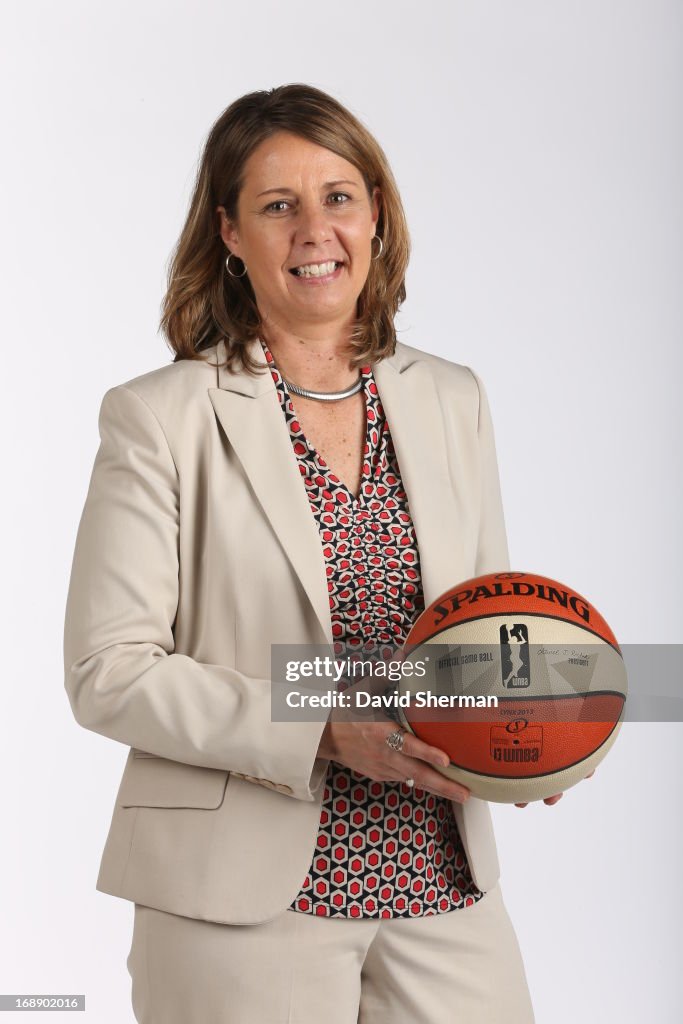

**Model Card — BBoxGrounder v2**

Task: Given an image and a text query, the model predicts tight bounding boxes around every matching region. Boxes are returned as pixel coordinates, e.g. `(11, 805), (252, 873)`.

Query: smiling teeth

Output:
(294, 261), (339, 277)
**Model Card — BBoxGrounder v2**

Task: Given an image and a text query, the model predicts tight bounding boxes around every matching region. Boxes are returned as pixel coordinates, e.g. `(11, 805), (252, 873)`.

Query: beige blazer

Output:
(63, 336), (511, 926)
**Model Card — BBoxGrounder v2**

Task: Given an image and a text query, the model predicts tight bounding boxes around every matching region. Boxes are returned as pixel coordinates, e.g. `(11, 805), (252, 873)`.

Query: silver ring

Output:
(385, 728), (406, 753)
(404, 778), (415, 788)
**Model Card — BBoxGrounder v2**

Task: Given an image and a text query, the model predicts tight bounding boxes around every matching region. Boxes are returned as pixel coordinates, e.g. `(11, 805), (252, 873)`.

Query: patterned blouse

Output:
(261, 338), (484, 919)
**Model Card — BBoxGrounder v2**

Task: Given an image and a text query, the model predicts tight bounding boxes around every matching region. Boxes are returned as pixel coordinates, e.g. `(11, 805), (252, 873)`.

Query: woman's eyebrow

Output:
(256, 179), (359, 198)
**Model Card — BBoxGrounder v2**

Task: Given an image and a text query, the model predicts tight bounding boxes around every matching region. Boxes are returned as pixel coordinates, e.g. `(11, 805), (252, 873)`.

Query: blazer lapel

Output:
(208, 339), (333, 644)
(372, 352), (466, 610)
(208, 338), (466, 647)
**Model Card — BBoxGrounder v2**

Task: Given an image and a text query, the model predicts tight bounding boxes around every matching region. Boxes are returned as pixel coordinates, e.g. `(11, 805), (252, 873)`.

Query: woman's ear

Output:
(370, 188), (382, 233)
(216, 206), (241, 256)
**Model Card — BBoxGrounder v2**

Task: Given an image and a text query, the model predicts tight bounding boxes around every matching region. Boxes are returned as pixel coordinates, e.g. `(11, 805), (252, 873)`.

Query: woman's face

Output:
(217, 131), (381, 333)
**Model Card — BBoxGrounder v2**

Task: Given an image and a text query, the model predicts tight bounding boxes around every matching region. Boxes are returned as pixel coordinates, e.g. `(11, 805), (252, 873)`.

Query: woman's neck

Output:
(260, 324), (360, 392)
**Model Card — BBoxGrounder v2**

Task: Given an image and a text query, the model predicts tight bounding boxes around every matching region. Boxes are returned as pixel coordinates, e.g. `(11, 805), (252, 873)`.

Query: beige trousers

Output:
(127, 882), (535, 1023)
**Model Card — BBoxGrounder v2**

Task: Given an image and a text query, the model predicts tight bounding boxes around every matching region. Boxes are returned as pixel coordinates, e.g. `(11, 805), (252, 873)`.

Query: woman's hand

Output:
(514, 769), (596, 808)
(316, 675), (470, 804)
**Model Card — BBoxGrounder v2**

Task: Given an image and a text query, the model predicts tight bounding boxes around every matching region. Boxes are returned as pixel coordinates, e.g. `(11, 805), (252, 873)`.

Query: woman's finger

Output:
(384, 748), (470, 803)
(390, 725), (450, 771)
(515, 792), (564, 808)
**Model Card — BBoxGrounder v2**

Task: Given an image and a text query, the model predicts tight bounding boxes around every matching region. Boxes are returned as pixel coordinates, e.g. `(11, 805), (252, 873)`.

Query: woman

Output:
(63, 83), (544, 1022)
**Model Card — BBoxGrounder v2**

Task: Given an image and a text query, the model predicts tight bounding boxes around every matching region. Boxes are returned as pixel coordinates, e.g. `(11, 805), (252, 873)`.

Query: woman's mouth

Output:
(289, 260), (344, 283)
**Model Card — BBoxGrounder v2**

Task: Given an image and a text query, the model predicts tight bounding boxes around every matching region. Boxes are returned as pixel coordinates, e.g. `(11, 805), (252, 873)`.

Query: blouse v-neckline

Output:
(261, 338), (375, 507)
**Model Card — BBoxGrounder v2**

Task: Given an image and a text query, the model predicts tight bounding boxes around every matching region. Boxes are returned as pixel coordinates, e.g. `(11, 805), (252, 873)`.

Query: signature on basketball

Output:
(537, 646), (584, 656)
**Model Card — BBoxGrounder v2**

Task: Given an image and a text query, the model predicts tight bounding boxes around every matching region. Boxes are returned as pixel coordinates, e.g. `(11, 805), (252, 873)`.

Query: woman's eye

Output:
(265, 200), (290, 213)
(328, 192), (351, 204)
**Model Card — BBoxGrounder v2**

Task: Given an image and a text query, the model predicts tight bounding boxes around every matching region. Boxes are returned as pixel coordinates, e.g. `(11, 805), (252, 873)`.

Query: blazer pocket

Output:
(119, 754), (230, 809)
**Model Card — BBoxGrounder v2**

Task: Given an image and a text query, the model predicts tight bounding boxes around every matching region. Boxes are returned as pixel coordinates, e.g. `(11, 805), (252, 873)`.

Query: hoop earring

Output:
(370, 235), (384, 261)
(226, 252), (247, 278)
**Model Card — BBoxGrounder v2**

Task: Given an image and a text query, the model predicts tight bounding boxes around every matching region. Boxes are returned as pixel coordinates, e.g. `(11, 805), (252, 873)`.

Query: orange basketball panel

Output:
(405, 571), (620, 650)
(403, 694), (625, 778)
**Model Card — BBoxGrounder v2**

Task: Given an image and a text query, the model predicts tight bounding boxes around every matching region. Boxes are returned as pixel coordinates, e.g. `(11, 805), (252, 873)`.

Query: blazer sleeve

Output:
(467, 368), (512, 576)
(63, 384), (329, 802)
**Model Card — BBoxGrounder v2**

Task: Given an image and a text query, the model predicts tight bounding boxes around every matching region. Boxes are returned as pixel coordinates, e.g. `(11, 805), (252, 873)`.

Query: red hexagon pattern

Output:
(262, 339), (484, 920)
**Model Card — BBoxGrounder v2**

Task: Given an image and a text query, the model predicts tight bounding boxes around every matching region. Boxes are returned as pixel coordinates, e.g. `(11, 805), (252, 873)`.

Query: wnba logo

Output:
(500, 623), (530, 688)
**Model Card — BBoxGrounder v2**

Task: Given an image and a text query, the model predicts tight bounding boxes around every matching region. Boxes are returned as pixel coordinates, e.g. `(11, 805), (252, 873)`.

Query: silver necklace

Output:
(282, 375), (364, 402)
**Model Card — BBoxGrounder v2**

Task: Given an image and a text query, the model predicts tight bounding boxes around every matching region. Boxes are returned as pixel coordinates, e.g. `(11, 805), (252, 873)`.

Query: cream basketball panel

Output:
(397, 616), (626, 704)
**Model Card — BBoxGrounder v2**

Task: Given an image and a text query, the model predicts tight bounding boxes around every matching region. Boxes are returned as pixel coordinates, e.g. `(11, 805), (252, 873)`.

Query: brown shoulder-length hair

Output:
(159, 83), (411, 376)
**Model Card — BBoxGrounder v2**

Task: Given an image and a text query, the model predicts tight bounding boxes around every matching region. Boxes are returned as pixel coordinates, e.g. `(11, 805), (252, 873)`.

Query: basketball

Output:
(394, 571), (627, 803)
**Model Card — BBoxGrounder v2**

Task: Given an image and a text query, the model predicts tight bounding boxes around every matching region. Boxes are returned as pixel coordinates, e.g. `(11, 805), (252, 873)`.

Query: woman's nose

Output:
(295, 202), (333, 242)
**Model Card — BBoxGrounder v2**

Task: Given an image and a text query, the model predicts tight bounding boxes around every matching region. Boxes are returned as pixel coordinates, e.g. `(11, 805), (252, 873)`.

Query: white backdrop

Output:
(1, 1), (681, 1021)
